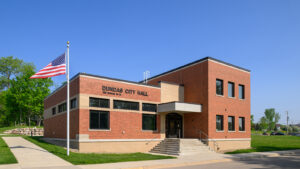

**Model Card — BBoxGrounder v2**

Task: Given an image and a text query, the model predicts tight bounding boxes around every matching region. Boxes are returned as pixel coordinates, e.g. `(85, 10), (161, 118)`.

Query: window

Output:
(142, 114), (157, 130)
(216, 79), (223, 95)
(228, 116), (235, 131)
(113, 100), (139, 111)
(58, 102), (66, 113)
(228, 82), (235, 97)
(89, 97), (109, 108)
(142, 103), (157, 112)
(89, 110), (109, 129)
(216, 115), (224, 131)
(70, 98), (77, 109)
(239, 117), (245, 131)
(239, 84), (245, 99)
(52, 107), (56, 115)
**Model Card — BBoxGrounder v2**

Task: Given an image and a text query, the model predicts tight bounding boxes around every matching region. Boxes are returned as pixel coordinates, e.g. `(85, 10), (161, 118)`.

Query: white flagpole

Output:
(66, 41), (70, 156)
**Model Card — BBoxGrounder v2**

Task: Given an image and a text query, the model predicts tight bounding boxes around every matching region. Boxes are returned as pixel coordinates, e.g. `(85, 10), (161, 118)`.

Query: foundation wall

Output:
(208, 139), (251, 152)
(78, 140), (161, 153)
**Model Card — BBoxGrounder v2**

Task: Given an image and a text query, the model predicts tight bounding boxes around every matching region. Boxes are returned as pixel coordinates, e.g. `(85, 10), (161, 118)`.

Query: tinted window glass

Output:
(228, 82), (235, 97)
(239, 117), (245, 131)
(113, 100), (139, 111)
(58, 102), (66, 113)
(216, 115), (224, 131)
(142, 114), (157, 130)
(239, 85), (245, 99)
(70, 98), (77, 109)
(142, 103), (157, 112)
(216, 79), (223, 95)
(228, 116), (235, 131)
(89, 97), (109, 108)
(52, 107), (56, 115)
(89, 110), (109, 129)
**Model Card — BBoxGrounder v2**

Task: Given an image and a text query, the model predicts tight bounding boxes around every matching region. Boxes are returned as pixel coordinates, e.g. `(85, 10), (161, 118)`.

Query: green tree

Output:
(251, 115), (255, 130)
(263, 108), (280, 131)
(0, 56), (23, 90)
(259, 116), (268, 131)
(6, 64), (53, 126)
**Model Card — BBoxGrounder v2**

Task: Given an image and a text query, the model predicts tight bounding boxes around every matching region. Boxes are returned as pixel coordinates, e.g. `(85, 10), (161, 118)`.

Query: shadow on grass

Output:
(226, 146), (300, 154)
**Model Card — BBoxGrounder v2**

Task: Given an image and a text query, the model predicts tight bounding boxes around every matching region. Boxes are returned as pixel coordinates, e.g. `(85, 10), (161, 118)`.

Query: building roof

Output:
(142, 56), (251, 83)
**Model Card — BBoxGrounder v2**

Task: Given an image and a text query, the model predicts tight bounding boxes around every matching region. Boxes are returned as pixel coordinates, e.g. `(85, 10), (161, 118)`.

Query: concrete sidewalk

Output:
(2, 137), (78, 169)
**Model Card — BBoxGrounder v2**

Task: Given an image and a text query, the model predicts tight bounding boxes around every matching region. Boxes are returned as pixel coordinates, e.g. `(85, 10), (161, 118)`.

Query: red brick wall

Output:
(148, 61), (209, 138)
(44, 109), (79, 139)
(79, 109), (161, 139)
(207, 61), (251, 139)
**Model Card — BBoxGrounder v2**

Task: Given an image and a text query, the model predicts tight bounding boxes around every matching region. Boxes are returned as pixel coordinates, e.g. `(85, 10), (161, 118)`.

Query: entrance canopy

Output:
(157, 102), (202, 113)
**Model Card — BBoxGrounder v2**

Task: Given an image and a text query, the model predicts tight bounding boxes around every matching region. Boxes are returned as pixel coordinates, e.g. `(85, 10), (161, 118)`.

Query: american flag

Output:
(30, 54), (66, 79)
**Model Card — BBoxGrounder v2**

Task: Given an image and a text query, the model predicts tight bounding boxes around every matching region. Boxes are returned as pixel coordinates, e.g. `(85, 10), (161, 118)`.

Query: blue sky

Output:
(1, 0), (299, 124)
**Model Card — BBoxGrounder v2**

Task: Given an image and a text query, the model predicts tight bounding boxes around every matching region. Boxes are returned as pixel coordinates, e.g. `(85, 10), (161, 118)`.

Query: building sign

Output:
(102, 85), (148, 96)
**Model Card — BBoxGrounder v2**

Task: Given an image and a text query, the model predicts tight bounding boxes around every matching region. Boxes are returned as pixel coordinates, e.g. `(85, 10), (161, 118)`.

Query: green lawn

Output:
(24, 136), (175, 165)
(226, 135), (300, 154)
(0, 137), (17, 164)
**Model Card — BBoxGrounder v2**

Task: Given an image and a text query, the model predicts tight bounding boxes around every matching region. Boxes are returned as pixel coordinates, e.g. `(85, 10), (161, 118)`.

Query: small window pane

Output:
(239, 117), (245, 131)
(113, 100), (139, 111)
(100, 112), (109, 129)
(90, 111), (99, 129)
(52, 107), (56, 115)
(89, 97), (109, 108)
(70, 98), (77, 109)
(58, 102), (66, 113)
(239, 85), (245, 99)
(216, 115), (224, 131)
(142, 103), (157, 112)
(142, 114), (157, 130)
(228, 82), (235, 97)
(228, 116), (235, 131)
(216, 79), (223, 95)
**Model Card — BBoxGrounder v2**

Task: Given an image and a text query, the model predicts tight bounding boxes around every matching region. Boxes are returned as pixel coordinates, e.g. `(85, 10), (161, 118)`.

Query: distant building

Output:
(43, 57), (251, 153)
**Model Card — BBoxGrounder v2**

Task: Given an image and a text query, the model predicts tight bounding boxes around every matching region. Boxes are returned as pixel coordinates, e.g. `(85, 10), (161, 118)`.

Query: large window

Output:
(90, 97), (109, 108)
(239, 84), (245, 99)
(58, 102), (66, 113)
(216, 115), (224, 131)
(228, 116), (235, 131)
(90, 110), (109, 129)
(142, 103), (157, 112)
(142, 114), (157, 130)
(216, 79), (223, 95)
(228, 82), (235, 98)
(70, 98), (77, 109)
(239, 117), (245, 131)
(52, 107), (56, 115)
(113, 100), (139, 111)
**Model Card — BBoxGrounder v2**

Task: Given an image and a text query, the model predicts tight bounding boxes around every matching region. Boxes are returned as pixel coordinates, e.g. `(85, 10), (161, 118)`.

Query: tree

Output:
(5, 64), (53, 126)
(259, 116), (268, 131)
(0, 56), (23, 90)
(262, 108), (280, 131)
(251, 115), (255, 130)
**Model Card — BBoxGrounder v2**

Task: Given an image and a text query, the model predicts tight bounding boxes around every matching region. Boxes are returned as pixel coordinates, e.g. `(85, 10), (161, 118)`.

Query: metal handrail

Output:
(199, 130), (219, 152)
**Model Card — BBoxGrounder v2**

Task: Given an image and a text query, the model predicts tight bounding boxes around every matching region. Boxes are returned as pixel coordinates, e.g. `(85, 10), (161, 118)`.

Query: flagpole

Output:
(66, 41), (70, 156)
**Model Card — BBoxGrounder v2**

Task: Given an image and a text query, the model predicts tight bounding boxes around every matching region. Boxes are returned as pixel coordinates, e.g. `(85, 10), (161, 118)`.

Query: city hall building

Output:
(44, 57), (251, 153)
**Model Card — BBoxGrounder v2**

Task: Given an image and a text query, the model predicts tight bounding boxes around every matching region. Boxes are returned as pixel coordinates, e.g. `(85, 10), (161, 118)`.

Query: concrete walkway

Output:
(2, 137), (78, 169)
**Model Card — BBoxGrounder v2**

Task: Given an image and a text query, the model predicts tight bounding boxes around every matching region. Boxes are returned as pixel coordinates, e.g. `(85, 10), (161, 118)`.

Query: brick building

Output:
(44, 57), (251, 153)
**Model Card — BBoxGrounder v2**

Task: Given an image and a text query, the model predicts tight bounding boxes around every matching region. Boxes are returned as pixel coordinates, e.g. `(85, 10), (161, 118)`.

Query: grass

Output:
(0, 125), (43, 134)
(0, 137), (17, 164)
(24, 136), (175, 165)
(226, 135), (300, 154)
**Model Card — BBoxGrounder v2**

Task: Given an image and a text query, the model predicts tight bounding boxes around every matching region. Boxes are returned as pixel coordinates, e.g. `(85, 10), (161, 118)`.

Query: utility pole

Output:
(286, 111), (289, 135)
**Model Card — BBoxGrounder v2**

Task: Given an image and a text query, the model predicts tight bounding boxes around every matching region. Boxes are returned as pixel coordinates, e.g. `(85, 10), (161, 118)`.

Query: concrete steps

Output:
(149, 138), (212, 156)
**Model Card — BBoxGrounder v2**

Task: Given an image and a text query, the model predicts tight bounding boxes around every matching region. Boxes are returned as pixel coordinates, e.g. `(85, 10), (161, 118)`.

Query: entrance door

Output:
(166, 113), (183, 138)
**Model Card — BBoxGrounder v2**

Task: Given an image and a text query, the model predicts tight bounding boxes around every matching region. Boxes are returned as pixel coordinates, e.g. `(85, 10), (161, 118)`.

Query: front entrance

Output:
(166, 113), (183, 138)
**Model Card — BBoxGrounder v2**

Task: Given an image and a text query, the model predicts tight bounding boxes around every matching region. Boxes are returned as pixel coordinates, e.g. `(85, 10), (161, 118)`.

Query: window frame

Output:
(228, 116), (235, 131)
(58, 102), (66, 113)
(228, 82), (235, 98)
(89, 97), (110, 108)
(113, 100), (139, 111)
(142, 103), (157, 112)
(216, 115), (224, 131)
(239, 117), (245, 131)
(142, 114), (157, 131)
(89, 110), (110, 130)
(70, 98), (77, 109)
(216, 79), (224, 96)
(239, 84), (245, 99)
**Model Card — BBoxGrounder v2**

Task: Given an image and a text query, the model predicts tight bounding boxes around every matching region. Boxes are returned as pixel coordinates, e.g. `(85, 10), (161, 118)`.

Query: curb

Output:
(230, 149), (300, 160)
(122, 159), (232, 169)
